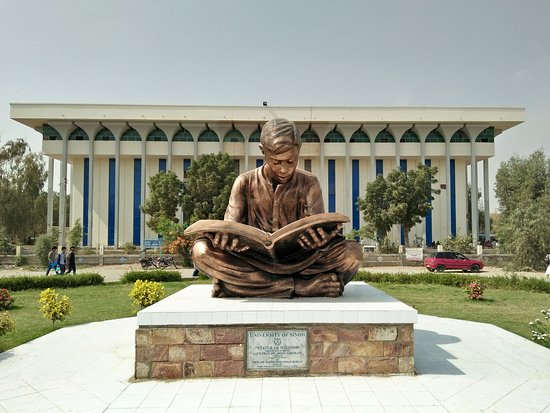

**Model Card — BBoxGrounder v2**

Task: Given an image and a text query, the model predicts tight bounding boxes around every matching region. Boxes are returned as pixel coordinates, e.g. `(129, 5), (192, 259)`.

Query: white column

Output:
(438, 124), (463, 237)
(313, 125), (335, 211)
(76, 121), (103, 248)
(483, 158), (491, 242)
(387, 124), (411, 169)
(208, 124), (231, 155)
(184, 124), (204, 161)
(464, 124), (489, 246)
(47, 157), (54, 234)
(49, 122), (75, 246)
(338, 125), (361, 225)
(156, 122), (180, 172)
(237, 125), (257, 172)
(363, 124), (386, 181)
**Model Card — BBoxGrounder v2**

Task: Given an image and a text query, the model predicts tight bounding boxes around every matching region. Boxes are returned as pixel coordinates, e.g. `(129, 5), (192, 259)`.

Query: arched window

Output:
(375, 129), (395, 143)
(95, 127), (115, 141)
(425, 130), (445, 143)
(173, 127), (193, 142)
(249, 128), (261, 143)
(350, 129), (369, 143)
(224, 128), (244, 142)
(324, 130), (345, 143)
(451, 130), (470, 143)
(476, 127), (494, 143)
(400, 129), (420, 143)
(42, 124), (62, 140)
(301, 128), (320, 143)
(120, 127), (141, 141)
(146, 128), (167, 142)
(198, 129), (219, 142)
(68, 127), (89, 141)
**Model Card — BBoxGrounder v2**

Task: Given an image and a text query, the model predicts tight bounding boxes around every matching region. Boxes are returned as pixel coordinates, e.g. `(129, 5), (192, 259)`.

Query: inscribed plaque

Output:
(246, 329), (308, 370)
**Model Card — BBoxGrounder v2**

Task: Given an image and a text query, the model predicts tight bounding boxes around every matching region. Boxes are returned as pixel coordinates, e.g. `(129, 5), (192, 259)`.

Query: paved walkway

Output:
(1, 315), (549, 412)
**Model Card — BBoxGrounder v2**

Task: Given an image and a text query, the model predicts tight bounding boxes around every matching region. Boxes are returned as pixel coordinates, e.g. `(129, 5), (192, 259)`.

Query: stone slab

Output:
(137, 281), (417, 326)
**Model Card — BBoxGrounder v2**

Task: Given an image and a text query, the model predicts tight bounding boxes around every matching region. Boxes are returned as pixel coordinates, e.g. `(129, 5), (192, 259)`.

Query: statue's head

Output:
(259, 118), (301, 185)
(259, 118), (301, 155)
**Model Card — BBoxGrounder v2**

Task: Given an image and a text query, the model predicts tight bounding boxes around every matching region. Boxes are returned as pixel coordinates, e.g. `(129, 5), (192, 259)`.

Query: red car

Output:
(424, 251), (484, 273)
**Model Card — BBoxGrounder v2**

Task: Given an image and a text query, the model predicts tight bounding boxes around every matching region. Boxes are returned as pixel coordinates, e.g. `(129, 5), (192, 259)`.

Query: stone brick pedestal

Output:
(135, 282), (417, 379)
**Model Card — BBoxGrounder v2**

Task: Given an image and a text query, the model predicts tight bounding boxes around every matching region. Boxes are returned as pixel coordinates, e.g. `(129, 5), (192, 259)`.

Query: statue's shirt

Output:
(224, 166), (324, 232)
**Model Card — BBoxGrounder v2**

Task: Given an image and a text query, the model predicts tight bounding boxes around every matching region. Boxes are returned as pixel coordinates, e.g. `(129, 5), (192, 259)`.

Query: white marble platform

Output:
(137, 281), (417, 326)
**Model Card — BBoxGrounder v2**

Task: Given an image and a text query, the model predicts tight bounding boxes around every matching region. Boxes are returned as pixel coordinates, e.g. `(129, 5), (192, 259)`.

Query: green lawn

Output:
(1, 279), (549, 352)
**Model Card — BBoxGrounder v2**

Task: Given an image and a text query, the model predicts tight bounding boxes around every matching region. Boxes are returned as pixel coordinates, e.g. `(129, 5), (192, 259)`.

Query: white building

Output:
(10, 104), (524, 249)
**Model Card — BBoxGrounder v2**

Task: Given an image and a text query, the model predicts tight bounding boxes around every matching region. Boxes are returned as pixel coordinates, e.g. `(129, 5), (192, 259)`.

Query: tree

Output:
(0, 139), (47, 243)
(357, 164), (440, 247)
(68, 219), (83, 247)
(181, 153), (237, 224)
(141, 171), (184, 234)
(495, 149), (550, 270)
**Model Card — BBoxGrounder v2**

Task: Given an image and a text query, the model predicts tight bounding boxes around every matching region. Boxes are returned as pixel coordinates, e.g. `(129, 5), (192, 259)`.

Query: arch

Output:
(146, 127), (167, 142)
(120, 127), (141, 141)
(173, 127), (193, 142)
(198, 128), (219, 142)
(95, 127), (115, 141)
(249, 128), (261, 143)
(450, 130), (470, 143)
(68, 126), (89, 141)
(42, 124), (62, 140)
(301, 128), (320, 143)
(476, 127), (494, 143)
(224, 128), (244, 142)
(324, 129), (345, 143)
(425, 130), (445, 143)
(350, 128), (369, 143)
(375, 129), (395, 143)
(400, 129), (420, 143)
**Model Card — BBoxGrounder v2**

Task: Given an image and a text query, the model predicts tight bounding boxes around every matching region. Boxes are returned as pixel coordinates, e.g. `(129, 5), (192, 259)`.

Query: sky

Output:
(0, 0), (549, 212)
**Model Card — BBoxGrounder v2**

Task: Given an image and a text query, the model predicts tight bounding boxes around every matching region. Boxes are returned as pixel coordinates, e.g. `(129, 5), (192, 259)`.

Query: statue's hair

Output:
(260, 118), (301, 154)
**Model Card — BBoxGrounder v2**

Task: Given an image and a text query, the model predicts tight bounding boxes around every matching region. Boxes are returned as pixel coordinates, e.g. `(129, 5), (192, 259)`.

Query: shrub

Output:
(14, 255), (28, 267)
(465, 280), (485, 300)
(378, 237), (398, 254)
(529, 308), (550, 344)
(0, 288), (14, 309)
(35, 233), (56, 267)
(440, 235), (475, 254)
(121, 270), (181, 284)
(0, 230), (16, 255)
(166, 235), (195, 267)
(122, 242), (135, 255)
(68, 219), (83, 248)
(0, 311), (16, 336)
(0, 273), (104, 291)
(38, 288), (72, 329)
(129, 280), (165, 309)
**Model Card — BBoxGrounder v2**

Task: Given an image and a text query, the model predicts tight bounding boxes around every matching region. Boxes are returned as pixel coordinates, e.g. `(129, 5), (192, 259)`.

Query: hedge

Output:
(0, 273), (104, 291)
(120, 270), (182, 283)
(354, 271), (550, 294)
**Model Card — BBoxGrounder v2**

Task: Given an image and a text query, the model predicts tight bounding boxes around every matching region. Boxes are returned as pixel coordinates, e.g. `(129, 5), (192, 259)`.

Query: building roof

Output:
(10, 103), (525, 134)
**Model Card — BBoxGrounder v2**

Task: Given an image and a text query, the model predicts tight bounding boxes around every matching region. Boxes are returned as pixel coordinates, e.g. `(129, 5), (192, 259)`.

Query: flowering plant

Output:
(129, 280), (165, 310)
(0, 288), (14, 310)
(0, 311), (16, 336)
(529, 308), (550, 344)
(465, 280), (485, 300)
(38, 288), (72, 329)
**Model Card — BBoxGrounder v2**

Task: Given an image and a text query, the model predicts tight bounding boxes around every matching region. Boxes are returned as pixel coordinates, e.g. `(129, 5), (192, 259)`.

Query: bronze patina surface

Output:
(191, 118), (362, 298)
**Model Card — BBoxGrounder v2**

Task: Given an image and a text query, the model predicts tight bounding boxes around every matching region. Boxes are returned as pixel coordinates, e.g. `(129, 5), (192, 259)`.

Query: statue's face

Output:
(263, 146), (299, 185)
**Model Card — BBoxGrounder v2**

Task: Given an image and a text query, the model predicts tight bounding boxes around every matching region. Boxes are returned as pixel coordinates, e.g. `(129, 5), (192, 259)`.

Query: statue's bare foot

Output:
(212, 278), (227, 298)
(294, 273), (343, 297)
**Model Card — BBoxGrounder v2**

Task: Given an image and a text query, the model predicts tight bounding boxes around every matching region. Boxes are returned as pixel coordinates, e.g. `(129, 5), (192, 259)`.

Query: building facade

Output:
(10, 104), (524, 249)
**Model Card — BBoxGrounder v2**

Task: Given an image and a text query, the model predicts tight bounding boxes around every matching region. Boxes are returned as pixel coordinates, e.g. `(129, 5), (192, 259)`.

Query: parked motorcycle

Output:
(156, 255), (177, 269)
(140, 255), (158, 270)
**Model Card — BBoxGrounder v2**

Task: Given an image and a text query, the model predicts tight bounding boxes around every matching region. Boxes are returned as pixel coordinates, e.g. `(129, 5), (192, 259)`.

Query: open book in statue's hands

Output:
(184, 212), (349, 261)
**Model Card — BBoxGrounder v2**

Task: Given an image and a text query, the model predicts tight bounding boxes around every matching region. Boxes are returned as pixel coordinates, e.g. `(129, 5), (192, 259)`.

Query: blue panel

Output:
(82, 158), (89, 246)
(107, 158), (115, 246)
(400, 160), (407, 245)
(376, 159), (383, 176)
(159, 158), (166, 172)
(183, 159), (191, 176)
(450, 159), (456, 236)
(425, 159), (432, 245)
(328, 159), (336, 213)
(133, 159), (141, 246)
(256, 159), (264, 168)
(352, 160), (360, 230)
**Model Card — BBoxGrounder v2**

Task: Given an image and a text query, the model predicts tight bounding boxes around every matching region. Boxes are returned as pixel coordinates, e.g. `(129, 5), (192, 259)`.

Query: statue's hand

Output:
(211, 233), (250, 253)
(297, 224), (342, 250)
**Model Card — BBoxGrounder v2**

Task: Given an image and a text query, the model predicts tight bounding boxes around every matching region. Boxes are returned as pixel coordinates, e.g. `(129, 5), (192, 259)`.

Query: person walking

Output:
(45, 246), (58, 275)
(545, 252), (550, 278)
(66, 246), (77, 275)
(58, 246), (67, 275)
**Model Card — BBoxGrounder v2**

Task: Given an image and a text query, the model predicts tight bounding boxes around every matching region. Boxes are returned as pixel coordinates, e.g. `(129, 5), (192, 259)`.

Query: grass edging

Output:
(120, 270), (182, 283)
(0, 273), (104, 291)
